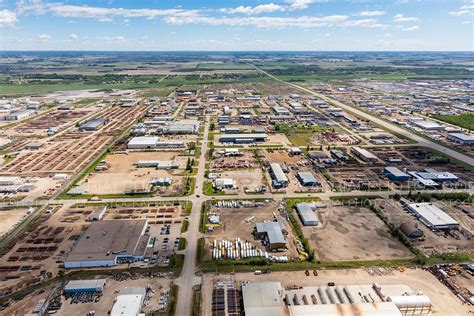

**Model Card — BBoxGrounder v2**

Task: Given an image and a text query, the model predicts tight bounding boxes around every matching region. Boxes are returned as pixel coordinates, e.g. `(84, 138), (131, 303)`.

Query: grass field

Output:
(433, 113), (474, 131)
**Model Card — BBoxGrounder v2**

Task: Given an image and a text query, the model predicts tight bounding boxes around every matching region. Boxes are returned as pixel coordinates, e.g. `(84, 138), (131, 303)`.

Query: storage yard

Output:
(202, 200), (301, 260)
(75, 151), (188, 196)
(0, 208), (32, 237)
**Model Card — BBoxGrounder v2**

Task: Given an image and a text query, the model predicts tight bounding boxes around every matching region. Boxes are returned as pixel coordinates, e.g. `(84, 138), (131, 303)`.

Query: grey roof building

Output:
(295, 203), (319, 226)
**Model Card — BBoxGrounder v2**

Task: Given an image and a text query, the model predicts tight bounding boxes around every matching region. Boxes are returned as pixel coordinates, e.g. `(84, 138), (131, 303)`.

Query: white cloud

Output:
(394, 13), (418, 22)
(164, 15), (388, 29)
(359, 11), (385, 17)
(220, 0), (317, 15)
(449, 4), (474, 16)
(401, 25), (419, 31)
(68, 33), (78, 40)
(0, 9), (18, 27)
(221, 4), (284, 15)
(38, 33), (51, 40)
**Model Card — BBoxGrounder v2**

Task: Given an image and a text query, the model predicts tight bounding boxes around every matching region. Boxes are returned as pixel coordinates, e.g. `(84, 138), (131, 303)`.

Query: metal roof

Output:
(384, 167), (409, 178)
(295, 203), (319, 226)
(297, 172), (318, 184)
(128, 136), (160, 146)
(448, 133), (474, 141)
(288, 302), (402, 316)
(270, 163), (288, 183)
(256, 221), (285, 245)
(242, 282), (283, 316)
(64, 279), (106, 292)
(407, 203), (459, 228)
(220, 133), (267, 139)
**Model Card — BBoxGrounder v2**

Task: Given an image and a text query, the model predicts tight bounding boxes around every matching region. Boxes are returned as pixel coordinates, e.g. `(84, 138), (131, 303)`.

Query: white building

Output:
(407, 203), (459, 230)
(214, 178), (236, 190)
(111, 288), (146, 316)
(127, 136), (160, 149)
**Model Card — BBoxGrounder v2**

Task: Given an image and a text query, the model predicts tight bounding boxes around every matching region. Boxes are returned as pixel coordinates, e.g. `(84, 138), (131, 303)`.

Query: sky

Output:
(0, 0), (473, 51)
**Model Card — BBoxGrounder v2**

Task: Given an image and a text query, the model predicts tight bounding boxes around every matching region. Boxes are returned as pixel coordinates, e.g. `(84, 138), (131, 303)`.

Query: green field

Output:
(433, 113), (474, 131)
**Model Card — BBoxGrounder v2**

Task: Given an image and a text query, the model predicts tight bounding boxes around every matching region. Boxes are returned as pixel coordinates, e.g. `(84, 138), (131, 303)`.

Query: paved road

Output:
(252, 65), (474, 167)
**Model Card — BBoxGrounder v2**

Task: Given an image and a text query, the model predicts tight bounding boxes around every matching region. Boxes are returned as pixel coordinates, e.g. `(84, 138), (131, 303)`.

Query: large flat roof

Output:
(407, 203), (459, 228)
(270, 163), (288, 183)
(220, 133), (267, 139)
(64, 279), (107, 292)
(449, 133), (474, 141)
(128, 136), (160, 146)
(242, 282), (283, 316)
(65, 220), (148, 263)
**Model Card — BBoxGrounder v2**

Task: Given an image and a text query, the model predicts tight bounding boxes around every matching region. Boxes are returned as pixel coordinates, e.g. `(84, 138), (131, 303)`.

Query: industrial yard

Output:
(305, 205), (414, 261)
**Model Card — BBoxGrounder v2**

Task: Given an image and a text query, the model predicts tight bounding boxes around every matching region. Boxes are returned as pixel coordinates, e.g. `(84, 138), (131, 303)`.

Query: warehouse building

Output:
(88, 206), (108, 221)
(214, 178), (236, 190)
(351, 147), (378, 162)
(219, 133), (267, 144)
(412, 120), (444, 130)
(448, 132), (474, 145)
(407, 203), (459, 230)
(399, 222), (424, 238)
(0, 176), (20, 186)
(410, 168), (459, 184)
(242, 282), (431, 316)
(136, 160), (179, 169)
(127, 136), (160, 149)
(111, 288), (146, 316)
(255, 221), (286, 251)
(384, 167), (410, 182)
(2, 109), (35, 121)
(242, 282), (283, 316)
(159, 120), (200, 134)
(79, 118), (106, 131)
(64, 220), (149, 268)
(64, 279), (107, 293)
(269, 163), (289, 188)
(296, 172), (320, 187)
(295, 203), (319, 226)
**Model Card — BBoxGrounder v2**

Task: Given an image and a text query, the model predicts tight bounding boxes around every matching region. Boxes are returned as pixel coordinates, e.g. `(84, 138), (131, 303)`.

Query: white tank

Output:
(387, 295), (431, 309)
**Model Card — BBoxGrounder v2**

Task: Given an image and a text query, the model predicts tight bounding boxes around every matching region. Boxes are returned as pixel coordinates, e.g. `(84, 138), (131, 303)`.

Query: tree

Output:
(210, 122), (215, 131)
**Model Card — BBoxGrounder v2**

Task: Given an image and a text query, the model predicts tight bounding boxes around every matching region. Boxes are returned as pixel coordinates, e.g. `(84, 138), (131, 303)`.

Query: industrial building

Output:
(384, 167), (410, 182)
(111, 288), (146, 316)
(79, 118), (106, 131)
(219, 133), (267, 144)
(158, 119), (200, 134)
(255, 221), (286, 251)
(448, 132), (474, 145)
(295, 203), (319, 226)
(296, 172), (320, 187)
(214, 178), (236, 190)
(64, 220), (149, 268)
(127, 136), (160, 149)
(407, 203), (459, 230)
(64, 279), (107, 293)
(412, 120), (444, 130)
(2, 109), (35, 121)
(0, 176), (20, 186)
(351, 147), (378, 162)
(88, 206), (108, 221)
(136, 160), (179, 169)
(242, 282), (283, 316)
(269, 163), (289, 188)
(241, 281), (432, 316)
(409, 168), (459, 187)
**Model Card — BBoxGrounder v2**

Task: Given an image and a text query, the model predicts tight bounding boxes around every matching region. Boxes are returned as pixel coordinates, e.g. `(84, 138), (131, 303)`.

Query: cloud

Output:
(401, 25), (419, 31)
(0, 9), (18, 27)
(38, 33), (51, 40)
(220, 0), (317, 15)
(221, 4), (284, 15)
(449, 4), (474, 17)
(359, 11), (385, 17)
(68, 33), (78, 40)
(164, 15), (388, 29)
(393, 13), (418, 22)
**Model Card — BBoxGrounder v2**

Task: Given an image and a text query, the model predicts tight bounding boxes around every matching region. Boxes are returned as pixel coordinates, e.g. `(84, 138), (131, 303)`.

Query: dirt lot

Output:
(217, 168), (267, 194)
(0, 208), (30, 237)
(305, 205), (413, 261)
(379, 199), (474, 256)
(263, 149), (306, 164)
(77, 151), (188, 195)
(204, 201), (300, 259)
(201, 268), (471, 316)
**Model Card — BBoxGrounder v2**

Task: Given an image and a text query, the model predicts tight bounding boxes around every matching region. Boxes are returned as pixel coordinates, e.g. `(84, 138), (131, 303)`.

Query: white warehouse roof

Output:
(288, 302), (402, 316)
(242, 282), (283, 316)
(128, 136), (160, 147)
(407, 203), (459, 229)
(111, 288), (146, 316)
(295, 203), (319, 226)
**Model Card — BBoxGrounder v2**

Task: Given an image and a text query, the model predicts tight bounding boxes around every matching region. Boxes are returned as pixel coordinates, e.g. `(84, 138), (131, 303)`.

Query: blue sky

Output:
(0, 0), (472, 51)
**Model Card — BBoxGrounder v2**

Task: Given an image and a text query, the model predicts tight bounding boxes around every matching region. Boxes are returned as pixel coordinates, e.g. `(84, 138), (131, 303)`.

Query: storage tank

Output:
(387, 295), (432, 313)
